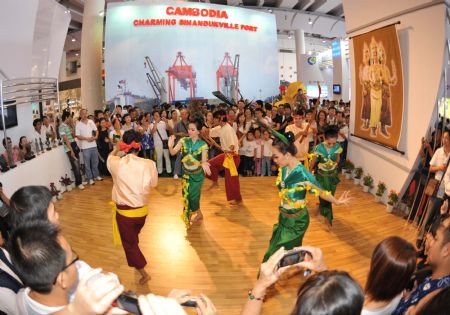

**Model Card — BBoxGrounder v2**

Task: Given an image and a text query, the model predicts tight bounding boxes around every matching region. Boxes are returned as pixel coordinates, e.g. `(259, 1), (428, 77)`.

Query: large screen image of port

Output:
(105, 1), (279, 108)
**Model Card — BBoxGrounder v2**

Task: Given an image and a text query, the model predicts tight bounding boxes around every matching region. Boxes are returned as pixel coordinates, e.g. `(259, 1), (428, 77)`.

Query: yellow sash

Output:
(222, 153), (238, 176)
(111, 203), (148, 246)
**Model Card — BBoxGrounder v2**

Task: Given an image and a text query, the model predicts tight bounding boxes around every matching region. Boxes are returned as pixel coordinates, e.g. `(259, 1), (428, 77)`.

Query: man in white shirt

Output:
(420, 130), (450, 240)
(305, 109), (318, 153)
(203, 110), (242, 205)
(337, 112), (349, 167)
(42, 116), (56, 141)
(0, 247), (23, 315)
(10, 221), (79, 315)
(285, 109), (309, 163)
(75, 109), (102, 185)
(150, 110), (172, 175)
(327, 107), (337, 126)
(33, 118), (47, 142)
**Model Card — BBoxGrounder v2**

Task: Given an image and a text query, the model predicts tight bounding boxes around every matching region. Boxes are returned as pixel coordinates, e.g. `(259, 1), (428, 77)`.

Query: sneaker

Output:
(82, 181), (88, 185)
(95, 176), (103, 181)
(173, 174), (179, 179)
(89, 179), (95, 185)
(78, 184), (85, 190)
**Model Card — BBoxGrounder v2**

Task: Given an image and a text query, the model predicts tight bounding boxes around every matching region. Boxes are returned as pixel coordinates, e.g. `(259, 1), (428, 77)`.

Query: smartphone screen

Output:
(116, 294), (141, 315)
(181, 300), (198, 308)
(278, 250), (310, 268)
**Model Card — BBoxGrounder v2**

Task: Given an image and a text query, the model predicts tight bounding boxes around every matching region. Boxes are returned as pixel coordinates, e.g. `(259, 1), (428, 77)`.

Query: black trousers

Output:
(67, 143), (82, 186)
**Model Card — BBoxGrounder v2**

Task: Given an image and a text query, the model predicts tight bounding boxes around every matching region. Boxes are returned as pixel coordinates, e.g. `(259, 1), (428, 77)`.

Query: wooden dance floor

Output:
(58, 175), (416, 314)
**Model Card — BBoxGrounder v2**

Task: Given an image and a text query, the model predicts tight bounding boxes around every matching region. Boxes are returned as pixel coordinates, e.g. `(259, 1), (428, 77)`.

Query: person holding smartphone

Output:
(0, 183), (10, 243)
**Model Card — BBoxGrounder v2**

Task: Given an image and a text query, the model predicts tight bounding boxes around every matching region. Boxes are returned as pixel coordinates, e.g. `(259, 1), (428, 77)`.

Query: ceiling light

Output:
(75, 53), (79, 56)
(99, 10), (105, 17)
(71, 38), (76, 42)
(268, 9), (273, 13)
(308, 17), (312, 25)
(322, 40), (326, 43)
(288, 34), (292, 39)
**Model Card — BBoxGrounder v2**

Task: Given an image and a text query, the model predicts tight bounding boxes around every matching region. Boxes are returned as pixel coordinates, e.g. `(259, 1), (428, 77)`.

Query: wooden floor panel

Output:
(57, 175), (416, 314)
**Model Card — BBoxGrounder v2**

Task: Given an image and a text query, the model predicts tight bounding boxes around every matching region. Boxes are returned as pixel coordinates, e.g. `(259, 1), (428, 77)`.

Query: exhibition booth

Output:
(0, 0), (448, 212)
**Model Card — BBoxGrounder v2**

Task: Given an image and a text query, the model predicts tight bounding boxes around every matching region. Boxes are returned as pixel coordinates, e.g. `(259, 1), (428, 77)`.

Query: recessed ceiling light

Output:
(71, 38), (76, 42)
(75, 53), (79, 56)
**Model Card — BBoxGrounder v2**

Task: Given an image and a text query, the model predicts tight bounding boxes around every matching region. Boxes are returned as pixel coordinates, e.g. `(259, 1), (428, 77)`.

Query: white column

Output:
(80, 0), (104, 113)
(332, 39), (342, 101)
(295, 29), (305, 81)
(332, 39), (350, 102)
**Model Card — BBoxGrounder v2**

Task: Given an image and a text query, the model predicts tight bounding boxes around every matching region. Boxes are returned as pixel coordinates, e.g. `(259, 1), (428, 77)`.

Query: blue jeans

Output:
(82, 147), (99, 180)
(261, 156), (272, 176)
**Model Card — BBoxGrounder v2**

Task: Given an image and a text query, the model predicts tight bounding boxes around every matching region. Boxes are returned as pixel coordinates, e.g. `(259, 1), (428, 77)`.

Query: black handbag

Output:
(156, 130), (169, 149)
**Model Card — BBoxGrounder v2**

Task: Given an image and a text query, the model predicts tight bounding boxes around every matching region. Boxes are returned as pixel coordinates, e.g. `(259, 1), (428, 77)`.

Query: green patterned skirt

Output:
(181, 168), (204, 227)
(262, 206), (310, 263)
(316, 169), (340, 225)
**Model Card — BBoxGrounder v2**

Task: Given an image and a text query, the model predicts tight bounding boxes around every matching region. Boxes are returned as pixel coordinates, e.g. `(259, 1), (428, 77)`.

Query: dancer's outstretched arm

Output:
(312, 186), (351, 205)
(168, 135), (182, 156)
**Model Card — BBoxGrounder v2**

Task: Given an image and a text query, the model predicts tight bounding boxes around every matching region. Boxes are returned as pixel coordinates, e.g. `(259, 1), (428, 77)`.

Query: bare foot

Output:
(207, 182), (219, 190)
(137, 268), (151, 285)
(191, 211), (204, 224)
(323, 217), (332, 231)
(229, 199), (242, 207)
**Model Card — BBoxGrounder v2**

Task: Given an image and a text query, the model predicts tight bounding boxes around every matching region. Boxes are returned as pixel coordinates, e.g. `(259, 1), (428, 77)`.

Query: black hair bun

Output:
(284, 131), (296, 144)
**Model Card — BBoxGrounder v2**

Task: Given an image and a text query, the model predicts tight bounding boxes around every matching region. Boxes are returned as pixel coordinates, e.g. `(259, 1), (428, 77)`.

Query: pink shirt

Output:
(107, 154), (158, 207)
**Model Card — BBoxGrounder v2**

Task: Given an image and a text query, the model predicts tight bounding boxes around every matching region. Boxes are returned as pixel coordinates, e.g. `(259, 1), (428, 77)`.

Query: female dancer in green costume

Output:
(310, 126), (342, 228)
(262, 131), (350, 263)
(168, 118), (211, 228)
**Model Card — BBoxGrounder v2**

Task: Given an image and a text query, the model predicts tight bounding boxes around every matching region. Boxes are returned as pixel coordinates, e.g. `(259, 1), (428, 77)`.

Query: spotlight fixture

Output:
(71, 38), (76, 42)
(322, 40), (326, 43)
(268, 9), (273, 13)
(99, 10), (105, 17)
(75, 53), (79, 56)
(288, 32), (292, 39)
(308, 17), (312, 25)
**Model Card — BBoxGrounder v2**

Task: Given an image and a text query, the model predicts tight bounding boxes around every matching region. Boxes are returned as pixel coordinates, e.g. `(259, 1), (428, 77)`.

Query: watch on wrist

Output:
(248, 290), (265, 301)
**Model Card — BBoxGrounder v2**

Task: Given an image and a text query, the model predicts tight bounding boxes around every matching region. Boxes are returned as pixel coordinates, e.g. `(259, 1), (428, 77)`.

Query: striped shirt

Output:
(58, 122), (75, 152)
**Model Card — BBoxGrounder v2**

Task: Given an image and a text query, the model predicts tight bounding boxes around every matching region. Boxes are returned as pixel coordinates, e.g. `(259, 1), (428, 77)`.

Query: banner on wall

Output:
(104, 1), (279, 108)
(352, 24), (403, 149)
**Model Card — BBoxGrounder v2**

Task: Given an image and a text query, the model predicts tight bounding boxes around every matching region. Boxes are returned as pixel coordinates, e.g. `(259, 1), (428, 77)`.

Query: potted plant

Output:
(387, 189), (399, 213)
(59, 174), (74, 192)
(353, 167), (363, 185)
(375, 181), (386, 203)
(362, 174), (374, 192)
(344, 161), (354, 179)
(49, 183), (62, 202)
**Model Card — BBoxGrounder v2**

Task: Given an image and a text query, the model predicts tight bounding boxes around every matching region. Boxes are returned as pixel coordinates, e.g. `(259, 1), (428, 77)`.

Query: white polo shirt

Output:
(150, 121), (168, 147)
(430, 147), (450, 198)
(75, 119), (98, 150)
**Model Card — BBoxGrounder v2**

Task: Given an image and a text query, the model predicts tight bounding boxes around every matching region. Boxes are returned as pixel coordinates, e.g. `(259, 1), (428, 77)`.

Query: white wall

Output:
(343, 0), (446, 194)
(0, 0), (70, 184)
